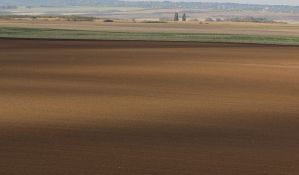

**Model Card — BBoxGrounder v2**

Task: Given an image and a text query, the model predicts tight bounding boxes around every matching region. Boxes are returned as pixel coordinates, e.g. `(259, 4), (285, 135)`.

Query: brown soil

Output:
(1, 39), (299, 175)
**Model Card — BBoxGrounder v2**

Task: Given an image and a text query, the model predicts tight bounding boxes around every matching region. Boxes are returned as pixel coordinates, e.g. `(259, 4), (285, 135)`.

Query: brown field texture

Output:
(1, 39), (299, 174)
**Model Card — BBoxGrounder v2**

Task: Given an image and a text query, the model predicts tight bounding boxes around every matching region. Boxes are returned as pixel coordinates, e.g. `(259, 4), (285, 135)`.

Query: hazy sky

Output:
(128, 0), (299, 6)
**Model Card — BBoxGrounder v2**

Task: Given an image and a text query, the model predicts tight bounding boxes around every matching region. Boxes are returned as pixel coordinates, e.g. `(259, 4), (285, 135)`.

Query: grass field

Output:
(2, 27), (299, 45)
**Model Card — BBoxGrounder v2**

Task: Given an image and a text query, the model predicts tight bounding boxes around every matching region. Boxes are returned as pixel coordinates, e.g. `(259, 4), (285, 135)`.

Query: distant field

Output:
(1, 27), (299, 45)
(2, 18), (299, 45)
(2, 19), (299, 36)
(2, 4), (299, 22)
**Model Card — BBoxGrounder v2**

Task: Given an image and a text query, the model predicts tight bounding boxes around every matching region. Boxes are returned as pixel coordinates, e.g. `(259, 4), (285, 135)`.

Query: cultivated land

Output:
(1, 39), (299, 174)
(2, 19), (299, 45)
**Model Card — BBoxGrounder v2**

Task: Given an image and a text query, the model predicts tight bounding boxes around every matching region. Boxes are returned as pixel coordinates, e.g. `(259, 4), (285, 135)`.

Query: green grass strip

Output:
(1, 27), (299, 45)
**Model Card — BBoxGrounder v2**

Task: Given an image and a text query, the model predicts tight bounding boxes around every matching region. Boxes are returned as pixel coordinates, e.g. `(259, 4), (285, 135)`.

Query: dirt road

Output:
(1, 39), (299, 174)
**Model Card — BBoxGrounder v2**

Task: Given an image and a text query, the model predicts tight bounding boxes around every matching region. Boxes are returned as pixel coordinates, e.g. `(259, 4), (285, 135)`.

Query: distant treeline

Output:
(120, 1), (299, 13)
(206, 16), (277, 23)
(0, 0), (118, 6)
(0, 5), (17, 9)
(1, 0), (299, 13)
(0, 15), (96, 21)
(228, 17), (275, 23)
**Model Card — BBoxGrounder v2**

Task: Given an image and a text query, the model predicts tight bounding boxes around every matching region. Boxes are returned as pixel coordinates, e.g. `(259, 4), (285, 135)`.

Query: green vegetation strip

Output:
(1, 27), (299, 45)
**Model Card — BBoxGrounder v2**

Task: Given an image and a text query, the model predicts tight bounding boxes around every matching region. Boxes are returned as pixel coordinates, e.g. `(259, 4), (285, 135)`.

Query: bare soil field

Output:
(1, 39), (299, 174)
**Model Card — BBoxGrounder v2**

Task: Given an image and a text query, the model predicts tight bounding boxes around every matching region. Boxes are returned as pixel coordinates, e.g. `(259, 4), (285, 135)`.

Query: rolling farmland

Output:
(1, 39), (299, 174)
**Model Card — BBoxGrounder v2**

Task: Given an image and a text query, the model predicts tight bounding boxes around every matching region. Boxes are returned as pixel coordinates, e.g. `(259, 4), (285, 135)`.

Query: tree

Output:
(174, 12), (179, 21)
(182, 13), (187, 21)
